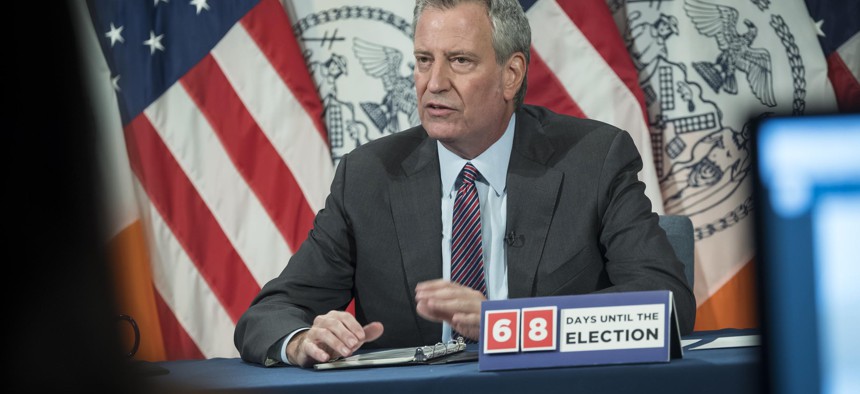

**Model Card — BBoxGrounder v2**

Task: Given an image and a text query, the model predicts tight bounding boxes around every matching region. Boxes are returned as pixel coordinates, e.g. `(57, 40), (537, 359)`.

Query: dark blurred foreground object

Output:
(754, 113), (860, 394)
(8, 2), (167, 393)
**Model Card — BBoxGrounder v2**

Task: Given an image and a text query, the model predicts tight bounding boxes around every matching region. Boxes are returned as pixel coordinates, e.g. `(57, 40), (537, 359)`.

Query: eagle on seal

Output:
(352, 37), (419, 134)
(685, 0), (777, 107)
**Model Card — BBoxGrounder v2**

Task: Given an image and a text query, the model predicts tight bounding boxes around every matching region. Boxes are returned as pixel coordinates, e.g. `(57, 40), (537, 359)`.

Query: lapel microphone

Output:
(505, 231), (524, 247)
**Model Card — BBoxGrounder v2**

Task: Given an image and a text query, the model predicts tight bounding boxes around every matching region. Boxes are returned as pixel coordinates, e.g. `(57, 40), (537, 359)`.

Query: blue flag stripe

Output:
(87, 0), (260, 124)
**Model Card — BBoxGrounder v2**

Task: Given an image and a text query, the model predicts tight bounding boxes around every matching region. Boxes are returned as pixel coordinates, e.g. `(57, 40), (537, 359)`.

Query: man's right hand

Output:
(286, 311), (384, 368)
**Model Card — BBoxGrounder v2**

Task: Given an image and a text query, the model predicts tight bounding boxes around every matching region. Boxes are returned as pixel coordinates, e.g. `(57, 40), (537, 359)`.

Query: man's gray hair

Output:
(413, 0), (531, 109)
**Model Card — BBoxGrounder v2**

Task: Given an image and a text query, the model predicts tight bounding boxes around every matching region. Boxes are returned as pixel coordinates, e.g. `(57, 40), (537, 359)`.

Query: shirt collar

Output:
(438, 113), (516, 197)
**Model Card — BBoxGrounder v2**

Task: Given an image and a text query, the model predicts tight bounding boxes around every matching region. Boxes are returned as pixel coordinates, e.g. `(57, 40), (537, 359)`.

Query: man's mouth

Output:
(425, 102), (455, 113)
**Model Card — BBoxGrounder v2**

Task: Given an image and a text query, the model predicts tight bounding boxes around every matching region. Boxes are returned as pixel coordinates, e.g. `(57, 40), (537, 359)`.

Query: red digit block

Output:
(483, 309), (520, 354)
(521, 306), (557, 352)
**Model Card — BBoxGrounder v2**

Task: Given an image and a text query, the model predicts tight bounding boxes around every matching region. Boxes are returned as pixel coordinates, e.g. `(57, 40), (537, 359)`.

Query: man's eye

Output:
(453, 57), (469, 64)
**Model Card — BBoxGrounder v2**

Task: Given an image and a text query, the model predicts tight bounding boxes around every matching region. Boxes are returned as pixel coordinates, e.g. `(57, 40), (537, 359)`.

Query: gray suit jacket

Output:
(234, 105), (696, 366)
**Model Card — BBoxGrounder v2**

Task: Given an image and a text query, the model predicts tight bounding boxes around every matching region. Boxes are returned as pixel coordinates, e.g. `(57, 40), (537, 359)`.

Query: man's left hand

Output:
(415, 279), (485, 340)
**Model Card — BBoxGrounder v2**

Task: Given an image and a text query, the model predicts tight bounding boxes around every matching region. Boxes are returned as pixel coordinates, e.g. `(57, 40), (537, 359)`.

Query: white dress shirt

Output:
(437, 114), (515, 341)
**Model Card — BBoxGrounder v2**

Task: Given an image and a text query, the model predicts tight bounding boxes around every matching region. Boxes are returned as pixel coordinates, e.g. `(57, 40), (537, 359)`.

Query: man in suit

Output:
(234, 0), (695, 368)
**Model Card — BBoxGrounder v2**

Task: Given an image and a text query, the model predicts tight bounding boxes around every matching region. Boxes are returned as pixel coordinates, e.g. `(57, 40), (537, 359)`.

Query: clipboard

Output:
(313, 337), (476, 370)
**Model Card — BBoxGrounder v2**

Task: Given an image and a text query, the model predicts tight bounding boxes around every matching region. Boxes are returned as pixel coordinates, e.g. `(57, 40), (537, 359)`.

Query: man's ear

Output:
(503, 52), (526, 102)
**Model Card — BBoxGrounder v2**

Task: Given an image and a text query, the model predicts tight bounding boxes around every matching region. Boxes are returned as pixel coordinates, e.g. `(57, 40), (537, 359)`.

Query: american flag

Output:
(86, 0), (332, 359)
(804, 0), (860, 112)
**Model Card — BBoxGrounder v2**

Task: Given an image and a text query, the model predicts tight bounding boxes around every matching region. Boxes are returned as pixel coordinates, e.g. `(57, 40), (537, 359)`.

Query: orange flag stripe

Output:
(694, 259), (759, 331)
(108, 220), (166, 361)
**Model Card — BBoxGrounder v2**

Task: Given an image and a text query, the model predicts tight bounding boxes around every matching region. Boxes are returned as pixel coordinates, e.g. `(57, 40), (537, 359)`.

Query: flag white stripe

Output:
(527, 0), (646, 142)
(72, 0), (141, 237)
(212, 23), (334, 213)
(837, 31), (860, 82)
(136, 180), (239, 359)
(144, 83), (293, 287)
(527, 0), (663, 210)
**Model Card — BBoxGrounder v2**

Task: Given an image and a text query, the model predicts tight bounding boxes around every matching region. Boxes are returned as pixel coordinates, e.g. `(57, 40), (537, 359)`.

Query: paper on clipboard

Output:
(313, 338), (471, 370)
(686, 335), (760, 350)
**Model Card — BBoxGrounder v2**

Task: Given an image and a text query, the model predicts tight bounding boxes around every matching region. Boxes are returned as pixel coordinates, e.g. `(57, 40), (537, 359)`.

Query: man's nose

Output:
(426, 61), (451, 93)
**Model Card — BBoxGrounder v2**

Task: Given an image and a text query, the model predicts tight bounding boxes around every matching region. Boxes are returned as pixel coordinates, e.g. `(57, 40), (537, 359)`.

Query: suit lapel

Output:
(389, 132), (443, 339)
(506, 111), (563, 298)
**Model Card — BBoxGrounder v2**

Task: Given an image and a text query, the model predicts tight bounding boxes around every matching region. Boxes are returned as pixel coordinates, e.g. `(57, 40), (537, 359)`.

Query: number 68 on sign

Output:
(484, 306), (558, 354)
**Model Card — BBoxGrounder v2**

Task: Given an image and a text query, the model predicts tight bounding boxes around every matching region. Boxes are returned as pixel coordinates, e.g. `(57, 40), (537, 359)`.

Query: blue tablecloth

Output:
(151, 329), (761, 394)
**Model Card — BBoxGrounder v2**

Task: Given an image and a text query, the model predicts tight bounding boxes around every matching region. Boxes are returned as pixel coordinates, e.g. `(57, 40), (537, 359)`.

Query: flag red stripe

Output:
(180, 55), (316, 253)
(555, 0), (649, 120)
(154, 289), (205, 360)
(123, 114), (260, 323)
(827, 52), (860, 112)
(525, 49), (587, 118)
(240, 0), (328, 142)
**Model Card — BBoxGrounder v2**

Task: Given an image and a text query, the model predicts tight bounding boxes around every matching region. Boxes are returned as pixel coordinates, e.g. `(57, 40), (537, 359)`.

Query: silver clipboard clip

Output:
(414, 337), (466, 362)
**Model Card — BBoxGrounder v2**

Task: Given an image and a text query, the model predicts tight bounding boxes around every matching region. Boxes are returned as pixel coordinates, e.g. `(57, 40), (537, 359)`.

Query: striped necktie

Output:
(451, 163), (487, 342)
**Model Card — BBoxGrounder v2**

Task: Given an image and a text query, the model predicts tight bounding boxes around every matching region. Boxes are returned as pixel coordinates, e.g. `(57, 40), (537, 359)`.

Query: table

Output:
(149, 329), (761, 394)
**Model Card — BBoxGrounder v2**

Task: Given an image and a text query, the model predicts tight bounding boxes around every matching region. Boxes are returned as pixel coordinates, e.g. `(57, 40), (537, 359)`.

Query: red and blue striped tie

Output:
(451, 163), (487, 342)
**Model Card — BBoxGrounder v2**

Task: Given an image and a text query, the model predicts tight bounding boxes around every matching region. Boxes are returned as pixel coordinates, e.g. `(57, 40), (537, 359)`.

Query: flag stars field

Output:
(191, 0), (211, 15)
(814, 19), (826, 37)
(144, 31), (165, 55)
(105, 23), (124, 47)
(111, 75), (121, 92)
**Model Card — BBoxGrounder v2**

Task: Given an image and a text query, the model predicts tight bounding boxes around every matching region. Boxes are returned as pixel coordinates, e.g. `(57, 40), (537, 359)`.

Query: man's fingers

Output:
(309, 321), (384, 362)
(415, 279), (486, 337)
(289, 333), (331, 367)
(363, 322), (384, 342)
(417, 293), (473, 322)
(415, 278), (452, 292)
(451, 311), (481, 327)
(301, 339), (332, 364)
(288, 312), (387, 368)
(416, 282), (482, 308)
(415, 280), (463, 300)
(313, 312), (364, 349)
(421, 294), (483, 314)
(334, 312), (368, 343)
(451, 312), (481, 340)
(308, 326), (353, 358)
(416, 299), (451, 323)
